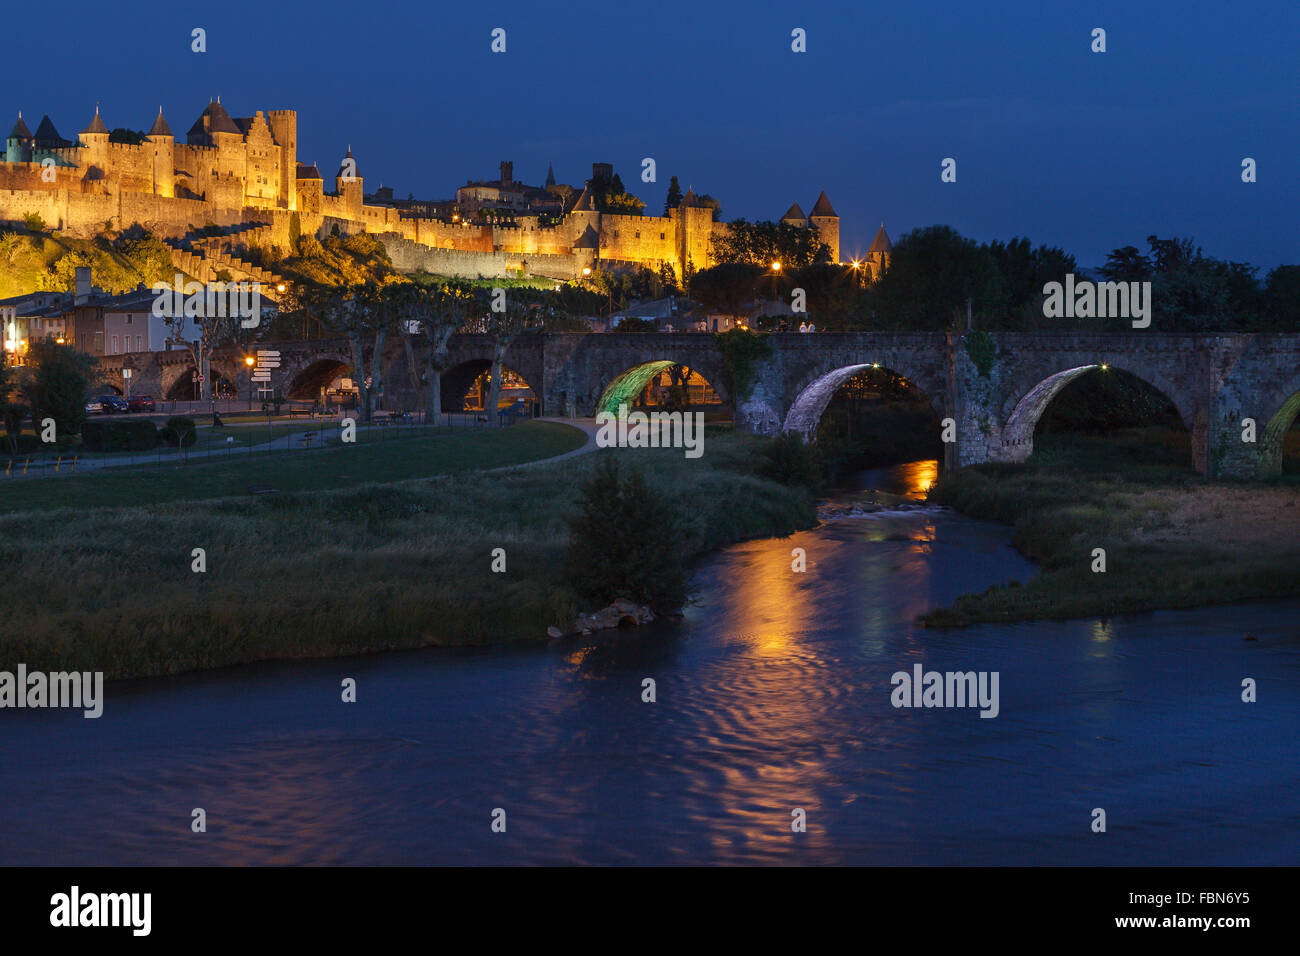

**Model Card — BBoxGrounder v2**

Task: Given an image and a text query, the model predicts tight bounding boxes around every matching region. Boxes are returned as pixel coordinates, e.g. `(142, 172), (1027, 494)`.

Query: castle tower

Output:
(267, 109), (298, 210)
(6, 112), (32, 164)
(146, 107), (174, 198)
(780, 201), (807, 229)
(866, 223), (892, 281)
(336, 146), (363, 217)
(809, 191), (839, 263)
(78, 107), (110, 179)
(545, 162), (555, 188)
(675, 187), (713, 281)
(499, 160), (513, 186)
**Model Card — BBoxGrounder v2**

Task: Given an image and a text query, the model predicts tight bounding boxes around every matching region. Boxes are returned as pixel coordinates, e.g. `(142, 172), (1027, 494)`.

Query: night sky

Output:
(7, 0), (1297, 269)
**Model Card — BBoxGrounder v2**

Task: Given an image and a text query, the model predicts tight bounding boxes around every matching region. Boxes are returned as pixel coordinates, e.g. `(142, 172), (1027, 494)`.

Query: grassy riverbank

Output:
(921, 428), (1300, 626)
(0, 421), (588, 511)
(1, 425), (815, 679)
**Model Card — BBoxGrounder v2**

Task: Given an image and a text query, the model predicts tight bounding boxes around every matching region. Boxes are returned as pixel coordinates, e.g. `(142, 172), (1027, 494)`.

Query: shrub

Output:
(614, 316), (657, 332)
(565, 456), (688, 614)
(81, 419), (159, 452)
(159, 416), (197, 448)
(758, 432), (823, 491)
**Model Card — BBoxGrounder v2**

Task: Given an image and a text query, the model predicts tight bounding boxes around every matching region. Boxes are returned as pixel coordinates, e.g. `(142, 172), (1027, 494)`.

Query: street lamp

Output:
(245, 355), (256, 410)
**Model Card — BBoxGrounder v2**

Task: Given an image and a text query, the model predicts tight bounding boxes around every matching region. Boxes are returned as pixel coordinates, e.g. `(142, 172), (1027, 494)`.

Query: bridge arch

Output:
(999, 363), (1195, 466)
(782, 362), (942, 438)
(1258, 375), (1300, 478)
(596, 360), (723, 415)
(161, 364), (235, 400)
(288, 359), (355, 400)
(442, 359), (538, 411)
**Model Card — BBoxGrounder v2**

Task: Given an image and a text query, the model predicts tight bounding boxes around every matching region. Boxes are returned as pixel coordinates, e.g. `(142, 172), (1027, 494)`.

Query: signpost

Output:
(253, 350), (280, 413)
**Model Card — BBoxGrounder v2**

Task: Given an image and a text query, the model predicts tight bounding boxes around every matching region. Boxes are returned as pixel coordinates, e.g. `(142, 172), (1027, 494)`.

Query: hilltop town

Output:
(1, 99), (850, 285)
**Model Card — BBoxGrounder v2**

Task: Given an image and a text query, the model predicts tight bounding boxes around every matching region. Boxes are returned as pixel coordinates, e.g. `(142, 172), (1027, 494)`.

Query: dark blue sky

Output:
(8, 0), (1297, 269)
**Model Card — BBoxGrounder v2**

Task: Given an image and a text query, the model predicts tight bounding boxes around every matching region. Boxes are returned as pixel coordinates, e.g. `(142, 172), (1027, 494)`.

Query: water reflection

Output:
(855, 459), (939, 499)
(3, 475), (1299, 865)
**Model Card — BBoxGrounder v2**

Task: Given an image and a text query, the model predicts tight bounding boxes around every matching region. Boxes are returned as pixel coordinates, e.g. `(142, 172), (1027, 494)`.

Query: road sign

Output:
(122, 368), (132, 379)
(258, 361), (281, 368)
(257, 350), (281, 358)
(251, 372), (271, 382)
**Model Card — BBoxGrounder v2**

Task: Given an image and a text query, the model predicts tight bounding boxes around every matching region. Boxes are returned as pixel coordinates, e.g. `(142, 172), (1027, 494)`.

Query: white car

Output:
(84, 398), (104, 414)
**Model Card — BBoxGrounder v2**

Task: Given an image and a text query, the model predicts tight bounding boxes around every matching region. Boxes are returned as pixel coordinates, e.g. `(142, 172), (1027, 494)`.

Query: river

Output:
(3, 461), (1297, 865)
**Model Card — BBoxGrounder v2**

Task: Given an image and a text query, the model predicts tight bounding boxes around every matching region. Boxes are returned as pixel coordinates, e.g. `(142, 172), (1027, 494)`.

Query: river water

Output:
(3, 462), (1298, 866)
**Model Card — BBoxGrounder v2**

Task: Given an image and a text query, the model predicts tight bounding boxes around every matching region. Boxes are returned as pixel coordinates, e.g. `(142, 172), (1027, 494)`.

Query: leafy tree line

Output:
(693, 221), (1299, 332)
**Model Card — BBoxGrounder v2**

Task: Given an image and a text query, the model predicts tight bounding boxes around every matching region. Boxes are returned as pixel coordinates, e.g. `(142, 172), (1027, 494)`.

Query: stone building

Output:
(0, 100), (846, 282)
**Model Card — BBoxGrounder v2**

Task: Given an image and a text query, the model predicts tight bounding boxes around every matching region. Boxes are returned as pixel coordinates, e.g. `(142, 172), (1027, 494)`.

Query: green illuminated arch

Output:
(597, 361), (677, 415)
(1260, 390), (1300, 477)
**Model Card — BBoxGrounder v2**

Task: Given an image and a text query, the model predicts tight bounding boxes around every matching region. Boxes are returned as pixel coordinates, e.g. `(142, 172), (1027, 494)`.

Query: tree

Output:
(316, 282), (395, 422)
(565, 456), (687, 613)
(1099, 245), (1152, 283)
(462, 290), (542, 415)
(690, 262), (763, 320)
(1264, 265), (1300, 328)
(161, 279), (252, 402)
(398, 282), (478, 422)
(108, 128), (146, 145)
(663, 176), (683, 216)
(984, 237), (1078, 327)
(0, 354), (26, 453)
(710, 219), (829, 269)
(870, 225), (1004, 330)
(21, 340), (97, 440)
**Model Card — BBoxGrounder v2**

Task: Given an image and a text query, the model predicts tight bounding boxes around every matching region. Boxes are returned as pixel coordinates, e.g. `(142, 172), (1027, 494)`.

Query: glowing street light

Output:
(771, 262), (781, 273)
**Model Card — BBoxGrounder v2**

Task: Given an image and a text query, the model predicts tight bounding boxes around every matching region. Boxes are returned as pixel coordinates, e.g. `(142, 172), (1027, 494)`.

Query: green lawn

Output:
(0, 421), (587, 512)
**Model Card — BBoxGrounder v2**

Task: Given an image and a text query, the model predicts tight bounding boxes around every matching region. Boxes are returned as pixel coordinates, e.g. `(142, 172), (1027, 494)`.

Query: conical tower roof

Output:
(572, 224), (600, 249)
(572, 185), (595, 211)
(781, 201), (806, 221)
(81, 107), (108, 135)
(681, 187), (699, 207)
(810, 191), (837, 218)
(148, 107), (172, 138)
(188, 99), (240, 139)
(9, 112), (31, 140)
(545, 162), (555, 188)
(33, 115), (67, 146)
(336, 145), (359, 179)
(868, 223), (892, 253)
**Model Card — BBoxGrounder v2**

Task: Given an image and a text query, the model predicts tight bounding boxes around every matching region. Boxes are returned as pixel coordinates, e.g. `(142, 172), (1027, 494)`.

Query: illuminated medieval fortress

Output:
(1, 100), (848, 281)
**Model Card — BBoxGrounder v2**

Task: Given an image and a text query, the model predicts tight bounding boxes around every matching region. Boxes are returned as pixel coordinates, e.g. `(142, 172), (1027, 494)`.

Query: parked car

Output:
(84, 398), (104, 415)
(97, 395), (130, 414)
(127, 394), (155, 412)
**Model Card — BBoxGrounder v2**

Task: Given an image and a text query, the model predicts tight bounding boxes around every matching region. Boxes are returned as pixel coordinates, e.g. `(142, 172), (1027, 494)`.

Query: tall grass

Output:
(0, 430), (814, 678)
(923, 428), (1300, 626)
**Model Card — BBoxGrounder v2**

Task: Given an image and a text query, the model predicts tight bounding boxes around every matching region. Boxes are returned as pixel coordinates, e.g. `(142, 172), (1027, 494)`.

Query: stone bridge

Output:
(96, 330), (1300, 479)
